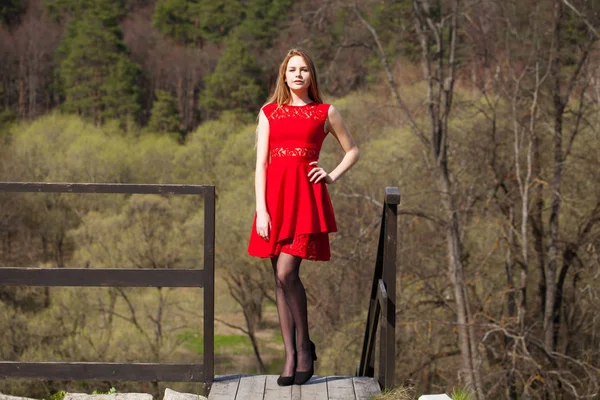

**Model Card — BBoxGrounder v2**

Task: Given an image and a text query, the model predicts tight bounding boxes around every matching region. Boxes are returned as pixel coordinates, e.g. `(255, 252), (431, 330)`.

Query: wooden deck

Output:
(208, 375), (381, 400)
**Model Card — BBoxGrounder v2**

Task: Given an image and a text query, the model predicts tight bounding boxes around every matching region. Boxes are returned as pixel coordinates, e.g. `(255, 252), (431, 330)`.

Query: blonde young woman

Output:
(248, 48), (359, 386)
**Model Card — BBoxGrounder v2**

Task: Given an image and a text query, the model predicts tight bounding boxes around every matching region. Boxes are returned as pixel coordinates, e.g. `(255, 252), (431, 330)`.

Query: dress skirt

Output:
(248, 154), (337, 261)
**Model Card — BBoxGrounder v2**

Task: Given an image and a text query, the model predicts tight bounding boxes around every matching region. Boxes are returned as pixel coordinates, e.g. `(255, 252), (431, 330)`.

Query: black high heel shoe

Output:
(277, 352), (297, 387)
(294, 341), (317, 385)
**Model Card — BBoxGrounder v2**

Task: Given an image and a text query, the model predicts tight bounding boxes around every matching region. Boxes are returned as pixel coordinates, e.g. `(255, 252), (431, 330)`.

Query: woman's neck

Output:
(289, 90), (312, 105)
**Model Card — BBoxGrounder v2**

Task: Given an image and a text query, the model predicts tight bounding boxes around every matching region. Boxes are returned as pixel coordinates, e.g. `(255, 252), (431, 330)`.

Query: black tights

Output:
(271, 252), (312, 376)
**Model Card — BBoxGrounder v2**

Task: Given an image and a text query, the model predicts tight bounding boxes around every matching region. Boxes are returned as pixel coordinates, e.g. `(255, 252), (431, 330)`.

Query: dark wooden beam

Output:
(0, 362), (204, 382)
(385, 186), (401, 205)
(0, 268), (205, 287)
(0, 182), (210, 195)
(203, 186), (216, 382)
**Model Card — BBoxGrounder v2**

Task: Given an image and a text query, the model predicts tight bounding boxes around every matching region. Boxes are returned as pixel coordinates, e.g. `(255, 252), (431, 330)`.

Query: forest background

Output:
(1, 0), (600, 399)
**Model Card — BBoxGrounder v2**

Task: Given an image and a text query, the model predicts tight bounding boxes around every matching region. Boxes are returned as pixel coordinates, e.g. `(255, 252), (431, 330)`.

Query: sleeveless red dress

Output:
(248, 102), (338, 261)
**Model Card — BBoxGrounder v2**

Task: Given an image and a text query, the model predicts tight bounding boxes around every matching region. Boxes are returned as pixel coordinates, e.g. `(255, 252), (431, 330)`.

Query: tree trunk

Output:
(544, 0), (565, 353)
(411, 0), (483, 397)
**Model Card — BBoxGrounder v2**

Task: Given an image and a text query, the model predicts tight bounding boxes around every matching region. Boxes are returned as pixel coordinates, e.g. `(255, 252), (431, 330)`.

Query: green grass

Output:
(451, 388), (474, 400)
(370, 385), (415, 400)
(46, 388), (116, 399)
(369, 385), (474, 400)
(179, 330), (254, 355)
(92, 387), (117, 395)
(48, 391), (66, 400)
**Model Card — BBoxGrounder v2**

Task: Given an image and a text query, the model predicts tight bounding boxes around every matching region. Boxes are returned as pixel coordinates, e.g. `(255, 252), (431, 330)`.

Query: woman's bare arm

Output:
(255, 109), (271, 239)
(309, 105), (360, 184)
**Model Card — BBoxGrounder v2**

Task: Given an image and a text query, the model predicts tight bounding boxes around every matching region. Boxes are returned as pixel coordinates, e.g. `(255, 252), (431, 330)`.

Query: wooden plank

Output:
(381, 199), (397, 390)
(385, 187), (401, 205)
(299, 375), (328, 400)
(264, 375), (292, 400)
(0, 182), (210, 195)
(359, 206), (387, 377)
(203, 186), (215, 383)
(0, 268), (205, 287)
(291, 384), (301, 400)
(0, 362), (203, 381)
(327, 376), (356, 400)
(236, 375), (266, 399)
(353, 377), (381, 400)
(208, 375), (241, 400)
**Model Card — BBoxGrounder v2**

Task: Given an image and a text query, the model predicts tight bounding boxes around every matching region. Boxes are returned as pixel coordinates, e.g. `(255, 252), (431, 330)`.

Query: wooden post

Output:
(358, 187), (400, 390)
(379, 187), (399, 389)
(204, 186), (215, 383)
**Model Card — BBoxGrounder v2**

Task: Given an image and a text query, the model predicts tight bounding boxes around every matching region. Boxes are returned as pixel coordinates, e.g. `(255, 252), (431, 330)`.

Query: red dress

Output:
(248, 102), (338, 261)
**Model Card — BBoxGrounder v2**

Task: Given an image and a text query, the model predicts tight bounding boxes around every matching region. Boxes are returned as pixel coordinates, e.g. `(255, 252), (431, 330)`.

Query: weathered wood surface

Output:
(208, 375), (381, 400)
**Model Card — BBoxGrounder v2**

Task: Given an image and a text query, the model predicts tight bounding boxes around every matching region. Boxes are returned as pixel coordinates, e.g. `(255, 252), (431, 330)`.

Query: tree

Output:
(0, 82), (15, 125)
(56, 0), (140, 125)
(152, 0), (203, 45)
(148, 89), (181, 133)
(152, 0), (242, 45)
(45, 0), (126, 21)
(71, 194), (201, 396)
(234, 0), (291, 50)
(200, 35), (264, 119)
(0, 0), (27, 27)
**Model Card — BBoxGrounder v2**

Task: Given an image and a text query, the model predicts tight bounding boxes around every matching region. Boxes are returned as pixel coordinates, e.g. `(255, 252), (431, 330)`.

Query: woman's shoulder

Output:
(260, 102), (279, 119)
(320, 103), (339, 117)
(261, 102), (277, 112)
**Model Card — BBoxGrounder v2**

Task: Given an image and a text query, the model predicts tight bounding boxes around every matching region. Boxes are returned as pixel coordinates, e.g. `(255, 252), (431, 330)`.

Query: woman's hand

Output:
(308, 161), (334, 184)
(256, 210), (271, 241)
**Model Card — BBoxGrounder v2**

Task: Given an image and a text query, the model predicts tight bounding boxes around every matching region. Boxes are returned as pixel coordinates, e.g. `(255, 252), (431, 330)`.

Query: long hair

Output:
(266, 48), (323, 108)
(255, 48), (323, 147)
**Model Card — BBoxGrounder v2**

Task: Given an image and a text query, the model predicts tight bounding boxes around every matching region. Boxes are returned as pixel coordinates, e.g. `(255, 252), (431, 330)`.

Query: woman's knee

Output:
(276, 269), (299, 289)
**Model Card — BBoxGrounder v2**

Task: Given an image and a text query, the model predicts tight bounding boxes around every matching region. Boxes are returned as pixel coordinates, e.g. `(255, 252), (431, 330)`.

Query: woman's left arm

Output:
(309, 105), (360, 184)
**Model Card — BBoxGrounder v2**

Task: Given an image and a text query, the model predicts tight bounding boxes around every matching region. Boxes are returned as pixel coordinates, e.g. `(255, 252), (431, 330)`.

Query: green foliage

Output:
(179, 111), (246, 184)
(367, 0), (416, 60)
(11, 113), (131, 182)
(92, 387), (117, 394)
(55, 1), (140, 125)
(45, 0), (126, 21)
(152, 0), (290, 46)
(152, 0), (243, 44)
(200, 35), (265, 119)
(152, 0), (203, 44)
(148, 90), (181, 134)
(71, 194), (199, 272)
(234, 0), (292, 49)
(101, 57), (142, 123)
(0, 0), (26, 26)
(451, 388), (474, 400)
(48, 391), (66, 400)
(190, 0), (244, 43)
(0, 82), (16, 129)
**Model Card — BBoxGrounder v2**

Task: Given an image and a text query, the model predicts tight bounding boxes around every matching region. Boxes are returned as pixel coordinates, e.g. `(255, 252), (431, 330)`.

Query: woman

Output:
(248, 48), (359, 386)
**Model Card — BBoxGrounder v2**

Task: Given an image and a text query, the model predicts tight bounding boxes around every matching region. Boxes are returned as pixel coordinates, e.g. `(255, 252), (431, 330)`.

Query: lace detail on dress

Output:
(276, 233), (330, 261)
(268, 104), (326, 121)
(270, 147), (318, 158)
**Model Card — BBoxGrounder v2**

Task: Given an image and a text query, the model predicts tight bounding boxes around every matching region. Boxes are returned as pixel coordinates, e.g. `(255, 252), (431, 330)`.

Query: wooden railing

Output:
(0, 182), (215, 383)
(357, 187), (400, 390)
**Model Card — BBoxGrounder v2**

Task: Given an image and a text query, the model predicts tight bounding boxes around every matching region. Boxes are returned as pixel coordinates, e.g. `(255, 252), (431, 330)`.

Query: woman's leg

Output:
(271, 255), (296, 377)
(274, 252), (312, 372)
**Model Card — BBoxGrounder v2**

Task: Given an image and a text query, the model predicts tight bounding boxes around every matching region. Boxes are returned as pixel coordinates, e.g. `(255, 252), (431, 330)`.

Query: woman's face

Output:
(285, 55), (311, 91)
